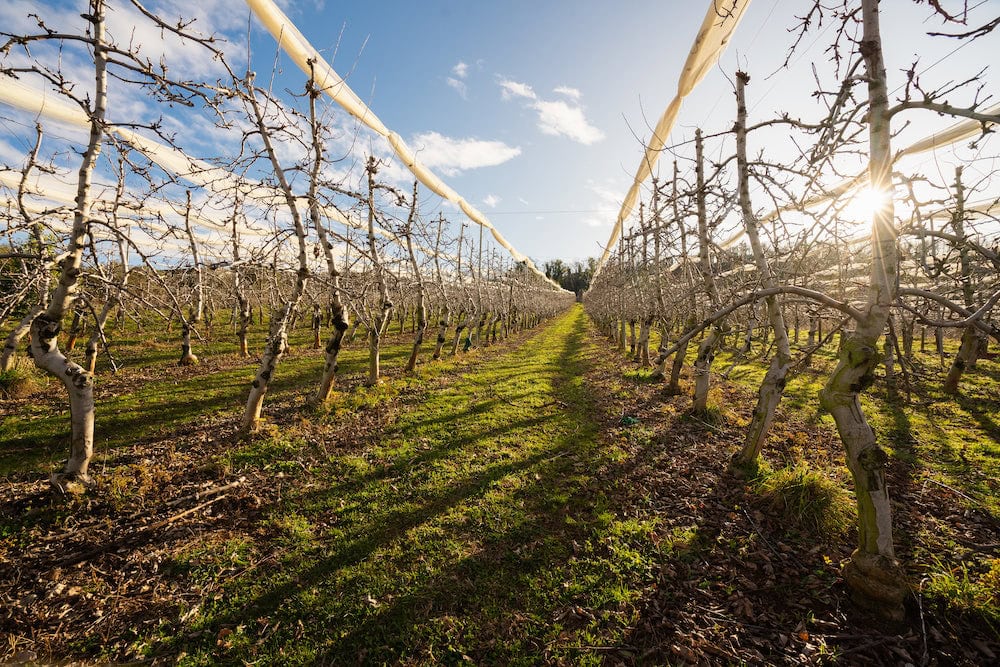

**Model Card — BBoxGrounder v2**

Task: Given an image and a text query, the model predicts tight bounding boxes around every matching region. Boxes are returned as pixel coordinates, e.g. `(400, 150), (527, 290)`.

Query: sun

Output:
(845, 186), (891, 222)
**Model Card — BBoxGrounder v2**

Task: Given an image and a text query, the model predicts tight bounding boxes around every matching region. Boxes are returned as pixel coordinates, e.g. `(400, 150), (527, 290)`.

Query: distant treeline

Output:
(544, 258), (596, 298)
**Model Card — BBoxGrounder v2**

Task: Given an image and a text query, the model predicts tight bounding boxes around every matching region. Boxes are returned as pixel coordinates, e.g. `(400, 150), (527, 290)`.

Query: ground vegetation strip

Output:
(1, 306), (997, 664)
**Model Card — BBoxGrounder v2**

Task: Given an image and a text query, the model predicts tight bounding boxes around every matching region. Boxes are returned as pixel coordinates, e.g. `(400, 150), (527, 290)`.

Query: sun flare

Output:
(846, 186), (891, 221)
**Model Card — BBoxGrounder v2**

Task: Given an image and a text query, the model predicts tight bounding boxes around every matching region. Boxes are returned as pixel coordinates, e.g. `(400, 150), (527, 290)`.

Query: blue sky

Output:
(1, 1), (998, 267)
(257, 0), (998, 263)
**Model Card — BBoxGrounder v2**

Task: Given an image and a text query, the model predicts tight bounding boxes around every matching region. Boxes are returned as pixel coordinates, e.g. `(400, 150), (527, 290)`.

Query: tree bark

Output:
(819, 0), (907, 620)
(29, 0), (107, 489)
(239, 75), (310, 432)
(730, 71), (794, 468)
(690, 128), (724, 413)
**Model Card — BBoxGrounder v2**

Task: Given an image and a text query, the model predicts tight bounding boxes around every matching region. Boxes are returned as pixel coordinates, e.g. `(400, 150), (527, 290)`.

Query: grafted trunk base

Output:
(312, 312), (349, 406)
(406, 326), (426, 371)
(50, 471), (94, 495)
(842, 549), (908, 622)
(733, 355), (791, 467)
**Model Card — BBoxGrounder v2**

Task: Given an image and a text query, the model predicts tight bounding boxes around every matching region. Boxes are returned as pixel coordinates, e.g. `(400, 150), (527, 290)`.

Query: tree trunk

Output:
(637, 317), (652, 365)
(943, 327), (983, 394)
(692, 327), (722, 413)
(30, 0), (107, 490)
(404, 182), (427, 372)
(1, 307), (42, 372)
(241, 305), (291, 433)
(820, 0), (907, 620)
(178, 192), (202, 366)
(84, 299), (117, 374)
(306, 76), (352, 404)
(730, 71), (793, 468)
(689, 128), (724, 412)
(65, 309), (84, 353)
(238, 73), (310, 431)
(363, 157), (392, 386)
(311, 304), (322, 349)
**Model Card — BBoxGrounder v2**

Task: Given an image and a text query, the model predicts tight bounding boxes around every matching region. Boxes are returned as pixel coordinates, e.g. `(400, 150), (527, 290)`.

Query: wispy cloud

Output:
(582, 181), (620, 227)
(588, 182), (623, 208)
(409, 131), (521, 176)
(482, 194), (501, 208)
(447, 77), (468, 99)
(498, 77), (603, 145)
(553, 85), (581, 101)
(498, 77), (537, 101)
(447, 60), (471, 98)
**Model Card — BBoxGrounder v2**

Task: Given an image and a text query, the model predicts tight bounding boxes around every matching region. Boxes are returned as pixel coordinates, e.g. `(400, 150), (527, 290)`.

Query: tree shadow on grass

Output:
(0, 337), (425, 475)
(156, 309), (612, 662)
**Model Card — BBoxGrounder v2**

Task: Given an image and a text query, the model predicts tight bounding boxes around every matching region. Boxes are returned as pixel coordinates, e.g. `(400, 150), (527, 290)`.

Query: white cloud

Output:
(498, 77), (537, 101)
(553, 85), (581, 101)
(498, 77), (602, 145)
(580, 181), (621, 228)
(530, 100), (604, 145)
(446, 77), (468, 100)
(409, 132), (521, 176)
(452, 61), (469, 78)
(588, 182), (624, 209)
(482, 194), (501, 208)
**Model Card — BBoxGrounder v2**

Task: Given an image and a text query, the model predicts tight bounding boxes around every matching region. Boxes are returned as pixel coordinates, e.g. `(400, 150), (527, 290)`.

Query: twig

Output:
(54, 495), (228, 568)
(122, 476), (245, 519)
(922, 477), (981, 505)
(559, 644), (638, 652)
(165, 476), (245, 509)
(498, 395), (564, 409)
(741, 507), (782, 558)
(144, 495), (228, 531)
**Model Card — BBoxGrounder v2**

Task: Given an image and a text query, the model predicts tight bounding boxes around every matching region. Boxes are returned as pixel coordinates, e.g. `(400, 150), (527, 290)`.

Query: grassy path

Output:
(6, 307), (998, 664)
(151, 304), (652, 664)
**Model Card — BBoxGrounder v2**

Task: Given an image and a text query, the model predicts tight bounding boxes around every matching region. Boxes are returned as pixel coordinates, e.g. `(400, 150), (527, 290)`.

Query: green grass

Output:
(749, 462), (855, 537)
(922, 556), (1000, 629)
(103, 305), (657, 664)
(699, 331), (1000, 518)
(0, 321), (418, 475)
(5, 311), (999, 659)
(0, 361), (41, 400)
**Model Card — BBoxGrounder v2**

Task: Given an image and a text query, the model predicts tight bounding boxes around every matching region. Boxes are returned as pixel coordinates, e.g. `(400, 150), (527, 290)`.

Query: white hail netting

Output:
(0, 76), (454, 259)
(593, 0), (1000, 280)
(243, 0), (567, 292)
(0, 169), (271, 254)
(592, 0), (753, 279)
